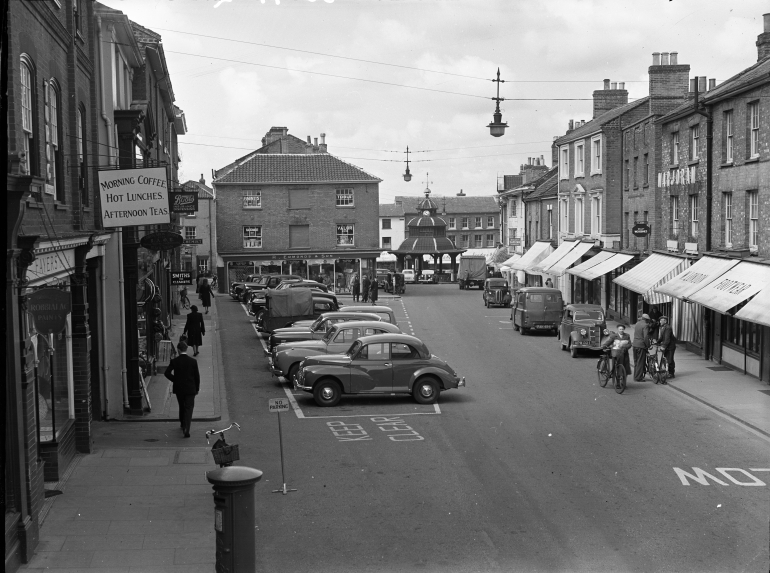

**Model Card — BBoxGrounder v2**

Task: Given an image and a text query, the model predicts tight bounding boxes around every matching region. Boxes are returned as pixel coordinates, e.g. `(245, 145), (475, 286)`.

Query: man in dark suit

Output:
(164, 341), (201, 437)
(657, 316), (676, 380)
(632, 314), (651, 381)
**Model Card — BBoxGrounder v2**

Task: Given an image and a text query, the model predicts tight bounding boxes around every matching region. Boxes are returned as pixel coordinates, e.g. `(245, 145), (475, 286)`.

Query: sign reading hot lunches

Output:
(98, 167), (171, 228)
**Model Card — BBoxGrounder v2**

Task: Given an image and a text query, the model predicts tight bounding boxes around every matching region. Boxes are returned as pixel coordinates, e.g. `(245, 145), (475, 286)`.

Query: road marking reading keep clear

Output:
(326, 421), (372, 441)
(326, 417), (425, 442)
(371, 417), (424, 441)
(673, 467), (769, 486)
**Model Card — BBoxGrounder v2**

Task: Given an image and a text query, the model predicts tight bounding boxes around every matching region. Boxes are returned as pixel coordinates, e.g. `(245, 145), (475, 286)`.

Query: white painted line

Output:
(749, 468), (770, 472)
(485, 315), (510, 318)
(282, 384), (305, 418)
(299, 411), (440, 419)
(240, 302), (251, 317)
(434, 404), (441, 414)
(499, 320), (509, 324)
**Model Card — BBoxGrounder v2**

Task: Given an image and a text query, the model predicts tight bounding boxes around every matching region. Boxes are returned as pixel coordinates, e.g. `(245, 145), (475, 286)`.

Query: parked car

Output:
(234, 274), (301, 302)
(417, 270), (438, 284)
(270, 321), (401, 383)
(510, 287), (564, 334)
(250, 280), (334, 316)
(558, 304), (608, 358)
(231, 275), (266, 300)
(294, 333), (466, 407)
(256, 289), (339, 333)
(482, 278), (512, 308)
(402, 269), (417, 284)
(295, 305), (397, 327)
(268, 311), (383, 354)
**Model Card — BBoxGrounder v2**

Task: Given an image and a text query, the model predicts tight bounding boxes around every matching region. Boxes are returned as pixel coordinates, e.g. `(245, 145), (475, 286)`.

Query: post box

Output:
(206, 466), (263, 573)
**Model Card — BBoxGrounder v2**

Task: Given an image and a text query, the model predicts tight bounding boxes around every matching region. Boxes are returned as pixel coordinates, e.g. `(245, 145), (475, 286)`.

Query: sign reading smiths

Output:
(26, 288), (71, 334)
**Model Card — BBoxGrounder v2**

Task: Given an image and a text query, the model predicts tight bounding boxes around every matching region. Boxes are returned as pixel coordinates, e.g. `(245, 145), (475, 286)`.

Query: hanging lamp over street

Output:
(488, 68), (508, 137)
(403, 146), (412, 181)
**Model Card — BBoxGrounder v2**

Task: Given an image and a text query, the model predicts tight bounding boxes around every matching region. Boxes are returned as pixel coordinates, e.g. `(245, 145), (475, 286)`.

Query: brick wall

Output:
(215, 183), (380, 254)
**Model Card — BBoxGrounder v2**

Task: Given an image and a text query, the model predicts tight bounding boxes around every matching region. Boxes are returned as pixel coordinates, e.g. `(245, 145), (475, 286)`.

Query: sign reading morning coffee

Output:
(98, 167), (171, 227)
(27, 288), (71, 334)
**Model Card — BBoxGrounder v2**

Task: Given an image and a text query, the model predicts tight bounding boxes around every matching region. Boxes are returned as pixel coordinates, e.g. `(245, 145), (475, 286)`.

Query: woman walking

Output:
(183, 305), (205, 356)
(199, 280), (214, 314)
(361, 274), (370, 303)
(352, 274), (361, 303)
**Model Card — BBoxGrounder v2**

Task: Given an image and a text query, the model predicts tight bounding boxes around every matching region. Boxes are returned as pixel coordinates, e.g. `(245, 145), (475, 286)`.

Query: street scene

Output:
(6, 1), (770, 572)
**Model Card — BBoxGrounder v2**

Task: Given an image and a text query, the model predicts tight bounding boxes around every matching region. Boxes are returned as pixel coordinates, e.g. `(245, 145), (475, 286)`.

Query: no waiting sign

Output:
(269, 398), (290, 413)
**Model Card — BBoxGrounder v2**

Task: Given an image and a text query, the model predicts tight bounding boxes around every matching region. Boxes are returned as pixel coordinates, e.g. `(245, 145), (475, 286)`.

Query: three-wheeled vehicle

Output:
(392, 272), (405, 295)
(482, 278), (512, 308)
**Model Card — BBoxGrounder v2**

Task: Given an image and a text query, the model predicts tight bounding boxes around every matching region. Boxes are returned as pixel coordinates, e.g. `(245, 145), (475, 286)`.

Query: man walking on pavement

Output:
(369, 273), (379, 305)
(352, 273), (361, 302)
(362, 273), (370, 303)
(632, 313), (651, 381)
(164, 341), (201, 437)
(657, 315), (676, 380)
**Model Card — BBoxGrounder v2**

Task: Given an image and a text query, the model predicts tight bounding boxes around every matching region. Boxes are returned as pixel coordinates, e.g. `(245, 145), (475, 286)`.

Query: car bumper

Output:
(458, 376), (466, 388)
(294, 379), (312, 392)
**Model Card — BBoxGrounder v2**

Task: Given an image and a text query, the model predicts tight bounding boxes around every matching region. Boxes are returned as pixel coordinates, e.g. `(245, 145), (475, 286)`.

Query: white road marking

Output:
(673, 467), (768, 486)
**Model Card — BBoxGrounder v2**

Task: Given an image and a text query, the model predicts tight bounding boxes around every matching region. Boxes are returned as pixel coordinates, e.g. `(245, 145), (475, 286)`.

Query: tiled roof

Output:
(704, 57), (770, 102)
(524, 168), (558, 201)
(379, 204), (405, 217)
(395, 195), (498, 214)
(391, 237), (464, 254)
(554, 97), (650, 145)
(181, 180), (214, 199)
(659, 99), (697, 122)
(214, 154), (381, 184)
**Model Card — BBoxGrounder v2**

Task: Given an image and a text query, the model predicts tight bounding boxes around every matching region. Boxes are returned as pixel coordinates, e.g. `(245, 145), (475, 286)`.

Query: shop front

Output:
(567, 252), (634, 309)
(507, 240), (553, 289)
(542, 241), (595, 304)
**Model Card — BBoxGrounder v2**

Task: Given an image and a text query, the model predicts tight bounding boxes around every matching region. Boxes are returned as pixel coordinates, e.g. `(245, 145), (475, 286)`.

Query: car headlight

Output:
(580, 329), (587, 336)
(603, 329), (609, 335)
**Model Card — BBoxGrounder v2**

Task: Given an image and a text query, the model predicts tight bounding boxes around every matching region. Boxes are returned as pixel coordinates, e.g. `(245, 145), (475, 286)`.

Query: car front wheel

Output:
(313, 379), (342, 407)
(413, 377), (440, 405)
(286, 363), (299, 385)
(570, 343), (579, 358)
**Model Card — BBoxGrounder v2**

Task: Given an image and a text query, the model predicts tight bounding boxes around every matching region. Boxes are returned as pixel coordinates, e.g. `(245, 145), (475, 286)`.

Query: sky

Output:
(103, 0), (767, 204)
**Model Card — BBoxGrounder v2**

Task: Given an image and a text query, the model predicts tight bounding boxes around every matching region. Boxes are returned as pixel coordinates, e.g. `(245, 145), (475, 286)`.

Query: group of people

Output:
(601, 312), (677, 384)
(351, 273), (379, 305)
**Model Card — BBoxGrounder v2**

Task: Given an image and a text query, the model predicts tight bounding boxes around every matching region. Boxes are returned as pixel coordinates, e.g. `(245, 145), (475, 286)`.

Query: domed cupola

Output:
(406, 186), (447, 231)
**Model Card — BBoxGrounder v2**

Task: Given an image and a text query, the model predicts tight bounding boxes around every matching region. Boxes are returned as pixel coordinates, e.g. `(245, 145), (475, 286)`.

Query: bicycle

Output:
(645, 343), (669, 385)
(205, 422), (241, 468)
(179, 288), (191, 310)
(597, 349), (628, 394)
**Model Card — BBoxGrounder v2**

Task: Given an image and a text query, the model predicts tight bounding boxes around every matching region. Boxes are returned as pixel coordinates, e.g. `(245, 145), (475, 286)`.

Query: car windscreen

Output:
(322, 327), (337, 342)
(574, 310), (604, 321)
(346, 340), (362, 356)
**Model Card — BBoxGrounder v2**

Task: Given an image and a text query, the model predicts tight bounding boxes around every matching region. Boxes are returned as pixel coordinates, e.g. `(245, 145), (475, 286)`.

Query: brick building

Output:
(497, 157), (550, 254)
(181, 176), (217, 275)
(213, 128), (382, 292)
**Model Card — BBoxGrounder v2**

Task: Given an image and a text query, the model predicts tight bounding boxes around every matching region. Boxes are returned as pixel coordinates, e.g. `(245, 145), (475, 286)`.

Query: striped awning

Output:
(689, 261), (770, 313)
(544, 241), (595, 276)
(734, 287), (770, 327)
(564, 250), (614, 278)
(613, 253), (689, 304)
(569, 252), (634, 281)
(531, 240), (580, 273)
(654, 256), (740, 300)
(509, 241), (553, 271)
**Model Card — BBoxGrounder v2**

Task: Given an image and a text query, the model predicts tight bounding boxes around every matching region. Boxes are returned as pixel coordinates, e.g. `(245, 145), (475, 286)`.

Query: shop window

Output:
(243, 189), (261, 209)
(382, 218), (391, 229)
(290, 225), (310, 248)
(336, 224), (354, 246)
(336, 189), (354, 207)
(35, 320), (74, 442)
(723, 312), (760, 355)
(243, 225), (262, 248)
(288, 188), (309, 209)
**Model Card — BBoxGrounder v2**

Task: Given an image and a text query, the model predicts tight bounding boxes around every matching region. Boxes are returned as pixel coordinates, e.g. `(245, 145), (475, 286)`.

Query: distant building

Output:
(379, 203), (406, 252)
(498, 157), (550, 253)
(213, 127), (382, 292)
(181, 176), (217, 276)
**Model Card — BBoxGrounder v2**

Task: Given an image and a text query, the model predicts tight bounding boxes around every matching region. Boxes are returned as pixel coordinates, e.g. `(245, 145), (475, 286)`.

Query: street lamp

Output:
(487, 68), (508, 137)
(403, 146), (412, 182)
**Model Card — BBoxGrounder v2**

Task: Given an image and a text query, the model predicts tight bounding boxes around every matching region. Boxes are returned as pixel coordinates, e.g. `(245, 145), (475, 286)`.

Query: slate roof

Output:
(214, 154), (381, 184)
(523, 168), (558, 201)
(704, 57), (770, 102)
(379, 204), (405, 217)
(181, 180), (214, 199)
(554, 97), (650, 145)
(395, 195), (498, 214)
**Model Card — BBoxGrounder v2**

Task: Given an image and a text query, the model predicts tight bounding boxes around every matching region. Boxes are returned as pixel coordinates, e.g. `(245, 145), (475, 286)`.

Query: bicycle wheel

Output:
(614, 364), (627, 394)
(657, 357), (669, 384)
(597, 357), (609, 387)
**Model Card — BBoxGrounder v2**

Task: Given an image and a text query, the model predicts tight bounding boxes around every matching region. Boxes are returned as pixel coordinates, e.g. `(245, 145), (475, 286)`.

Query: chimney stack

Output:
(757, 13), (770, 61)
(593, 79), (628, 118)
(649, 51), (690, 114)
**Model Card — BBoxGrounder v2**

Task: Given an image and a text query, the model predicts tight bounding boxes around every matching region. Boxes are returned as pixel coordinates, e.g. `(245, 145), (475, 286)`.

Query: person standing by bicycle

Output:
(657, 316), (676, 380)
(164, 341), (200, 438)
(632, 314), (651, 381)
(601, 324), (631, 378)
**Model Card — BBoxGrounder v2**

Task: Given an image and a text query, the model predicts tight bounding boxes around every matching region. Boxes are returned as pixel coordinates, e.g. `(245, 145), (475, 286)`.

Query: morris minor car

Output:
(558, 304), (608, 358)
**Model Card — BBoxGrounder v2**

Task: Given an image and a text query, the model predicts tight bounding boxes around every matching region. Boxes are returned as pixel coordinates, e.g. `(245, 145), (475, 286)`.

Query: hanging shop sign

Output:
(170, 271), (193, 284)
(169, 191), (198, 214)
(632, 223), (651, 237)
(98, 167), (171, 227)
(183, 238), (204, 245)
(140, 231), (184, 251)
(26, 288), (71, 334)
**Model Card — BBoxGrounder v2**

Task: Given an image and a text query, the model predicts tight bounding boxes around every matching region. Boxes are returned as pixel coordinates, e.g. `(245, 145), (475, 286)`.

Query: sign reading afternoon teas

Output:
(98, 167), (171, 228)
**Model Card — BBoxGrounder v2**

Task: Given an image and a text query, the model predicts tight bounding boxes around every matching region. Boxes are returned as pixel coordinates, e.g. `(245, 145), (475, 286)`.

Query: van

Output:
(402, 269), (416, 284)
(510, 287), (564, 334)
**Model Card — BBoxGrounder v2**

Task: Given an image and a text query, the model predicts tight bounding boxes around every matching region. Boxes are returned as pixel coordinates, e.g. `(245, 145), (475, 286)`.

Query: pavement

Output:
(19, 288), (769, 572)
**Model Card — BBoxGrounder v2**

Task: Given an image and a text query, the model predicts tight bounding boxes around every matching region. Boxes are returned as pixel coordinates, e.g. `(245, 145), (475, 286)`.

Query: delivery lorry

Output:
(458, 256), (487, 289)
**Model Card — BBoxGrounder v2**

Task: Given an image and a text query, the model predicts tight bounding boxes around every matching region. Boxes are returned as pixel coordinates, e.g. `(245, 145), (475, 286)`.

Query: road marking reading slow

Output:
(673, 467), (768, 486)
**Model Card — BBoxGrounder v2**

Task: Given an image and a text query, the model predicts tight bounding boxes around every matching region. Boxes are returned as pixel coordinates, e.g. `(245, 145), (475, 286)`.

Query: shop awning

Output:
(509, 241), (553, 271)
(543, 241), (595, 276)
(654, 256), (740, 300)
(613, 253), (689, 304)
(734, 287), (770, 327)
(572, 253), (634, 281)
(531, 240), (580, 273)
(500, 254), (522, 267)
(688, 261), (770, 313)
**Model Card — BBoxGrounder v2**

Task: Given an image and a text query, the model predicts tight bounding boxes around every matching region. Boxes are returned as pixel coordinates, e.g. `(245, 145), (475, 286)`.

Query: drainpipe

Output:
(100, 245), (109, 418)
(118, 228), (129, 408)
(96, 17), (115, 164)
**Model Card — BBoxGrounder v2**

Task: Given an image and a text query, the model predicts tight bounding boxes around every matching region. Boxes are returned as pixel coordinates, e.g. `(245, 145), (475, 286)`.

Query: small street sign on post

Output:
(269, 398), (296, 495)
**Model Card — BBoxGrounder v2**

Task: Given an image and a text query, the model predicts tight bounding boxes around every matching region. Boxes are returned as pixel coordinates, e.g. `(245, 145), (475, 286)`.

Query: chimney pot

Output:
(690, 78), (697, 92)
(307, 136), (311, 143)
(661, 52), (670, 65)
(540, 155), (545, 164)
(698, 76), (707, 93)
(708, 78), (716, 90)
(314, 137), (318, 147)
(765, 13), (770, 33)
(618, 82), (625, 90)
(611, 82), (617, 90)
(652, 52), (661, 65)
(320, 133), (326, 144)
(670, 51), (678, 65)
(568, 120), (574, 130)
(603, 79), (610, 90)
